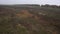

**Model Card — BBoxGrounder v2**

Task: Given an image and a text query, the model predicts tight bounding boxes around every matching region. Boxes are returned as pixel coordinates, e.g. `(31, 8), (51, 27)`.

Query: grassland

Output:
(0, 4), (60, 34)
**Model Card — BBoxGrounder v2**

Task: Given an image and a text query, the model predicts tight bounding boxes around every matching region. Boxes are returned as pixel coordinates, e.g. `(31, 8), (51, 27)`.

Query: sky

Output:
(0, 0), (60, 5)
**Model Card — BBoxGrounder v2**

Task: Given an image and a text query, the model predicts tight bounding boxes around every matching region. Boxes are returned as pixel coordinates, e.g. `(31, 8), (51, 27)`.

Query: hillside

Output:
(0, 4), (60, 34)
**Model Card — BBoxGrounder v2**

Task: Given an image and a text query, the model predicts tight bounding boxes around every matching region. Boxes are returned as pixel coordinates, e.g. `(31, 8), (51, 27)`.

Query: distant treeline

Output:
(0, 4), (60, 8)
(41, 4), (60, 8)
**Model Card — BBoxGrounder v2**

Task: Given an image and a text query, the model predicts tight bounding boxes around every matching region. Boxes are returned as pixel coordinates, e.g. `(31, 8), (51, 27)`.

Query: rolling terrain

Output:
(0, 4), (60, 34)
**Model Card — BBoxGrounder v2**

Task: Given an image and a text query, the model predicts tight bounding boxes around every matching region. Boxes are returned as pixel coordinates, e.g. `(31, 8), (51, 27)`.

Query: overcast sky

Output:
(0, 0), (60, 5)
